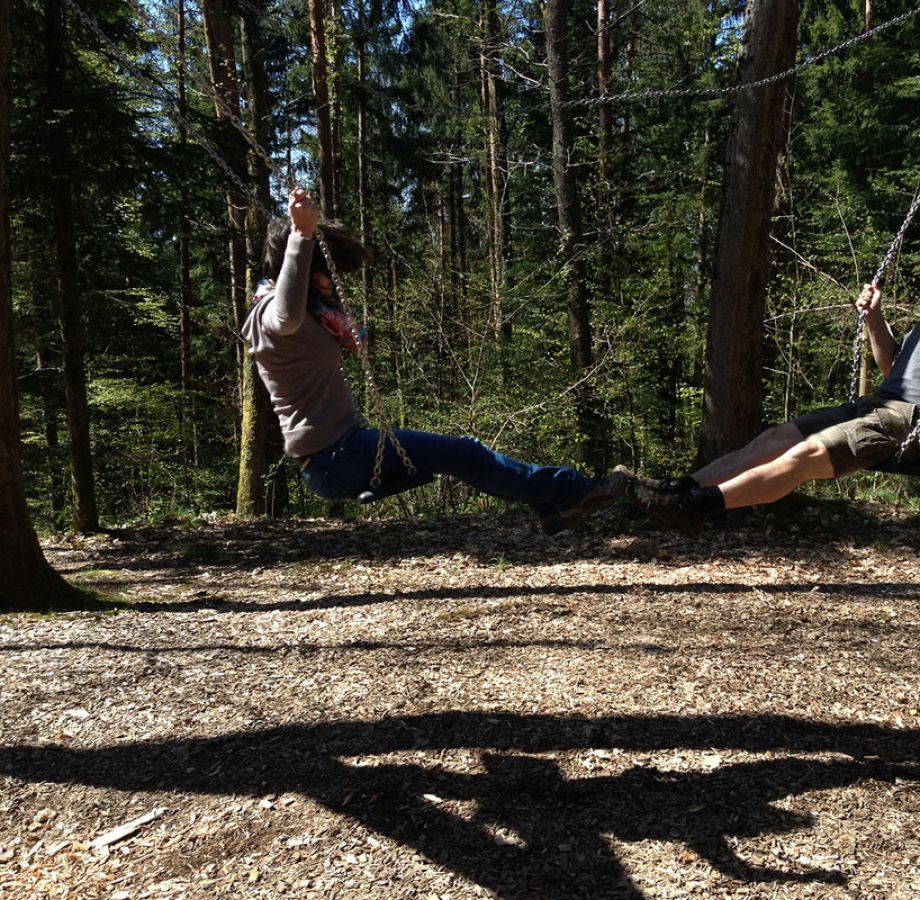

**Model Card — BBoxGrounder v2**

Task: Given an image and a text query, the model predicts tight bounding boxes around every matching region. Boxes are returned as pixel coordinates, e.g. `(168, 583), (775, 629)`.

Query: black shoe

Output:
(557, 470), (629, 529)
(624, 479), (705, 539)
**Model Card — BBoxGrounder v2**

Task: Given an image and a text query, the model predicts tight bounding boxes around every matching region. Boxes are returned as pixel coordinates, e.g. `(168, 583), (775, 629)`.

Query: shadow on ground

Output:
(2, 712), (917, 899)
(42, 499), (920, 595)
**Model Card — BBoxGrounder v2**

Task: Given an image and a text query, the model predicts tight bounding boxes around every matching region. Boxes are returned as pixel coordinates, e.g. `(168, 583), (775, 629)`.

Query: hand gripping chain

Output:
(849, 188), (920, 460)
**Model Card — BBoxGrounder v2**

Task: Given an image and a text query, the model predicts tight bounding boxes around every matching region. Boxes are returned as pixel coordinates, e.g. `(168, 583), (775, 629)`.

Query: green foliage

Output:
(10, 0), (920, 530)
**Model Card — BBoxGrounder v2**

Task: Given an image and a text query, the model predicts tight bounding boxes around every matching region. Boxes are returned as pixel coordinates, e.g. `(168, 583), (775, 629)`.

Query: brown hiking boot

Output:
(623, 478), (705, 539)
(614, 465), (697, 494)
(557, 470), (629, 529)
(539, 512), (565, 536)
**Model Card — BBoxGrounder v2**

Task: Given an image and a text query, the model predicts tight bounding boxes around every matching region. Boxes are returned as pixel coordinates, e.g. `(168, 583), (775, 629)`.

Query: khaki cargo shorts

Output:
(793, 396), (920, 476)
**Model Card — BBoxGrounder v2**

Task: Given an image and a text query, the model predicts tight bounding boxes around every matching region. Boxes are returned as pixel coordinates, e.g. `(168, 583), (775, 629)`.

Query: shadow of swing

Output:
(1, 711), (918, 898)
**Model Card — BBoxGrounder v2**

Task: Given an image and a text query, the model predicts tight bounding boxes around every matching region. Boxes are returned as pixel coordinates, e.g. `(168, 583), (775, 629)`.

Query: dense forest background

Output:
(9, 0), (920, 531)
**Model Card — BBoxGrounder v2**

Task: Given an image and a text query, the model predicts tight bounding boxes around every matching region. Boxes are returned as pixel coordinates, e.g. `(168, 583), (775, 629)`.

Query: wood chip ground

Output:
(1, 503), (918, 899)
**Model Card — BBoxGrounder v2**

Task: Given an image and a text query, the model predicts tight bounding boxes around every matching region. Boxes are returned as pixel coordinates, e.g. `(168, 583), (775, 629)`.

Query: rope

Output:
(566, 5), (920, 108)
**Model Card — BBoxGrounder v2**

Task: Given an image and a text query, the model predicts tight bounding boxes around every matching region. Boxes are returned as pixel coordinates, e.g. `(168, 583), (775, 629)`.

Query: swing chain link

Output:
(872, 188), (920, 286)
(898, 419), (920, 462)
(312, 228), (417, 486)
(848, 309), (866, 404)
(65, 0), (275, 222)
(850, 186), (920, 457)
(890, 191), (920, 462)
(565, 5), (920, 108)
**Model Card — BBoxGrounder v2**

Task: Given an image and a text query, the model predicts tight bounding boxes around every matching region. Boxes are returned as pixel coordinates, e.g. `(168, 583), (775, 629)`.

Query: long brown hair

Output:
(261, 219), (372, 281)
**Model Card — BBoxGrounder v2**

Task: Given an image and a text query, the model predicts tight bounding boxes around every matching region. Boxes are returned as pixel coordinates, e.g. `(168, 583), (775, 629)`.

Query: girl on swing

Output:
(242, 188), (625, 534)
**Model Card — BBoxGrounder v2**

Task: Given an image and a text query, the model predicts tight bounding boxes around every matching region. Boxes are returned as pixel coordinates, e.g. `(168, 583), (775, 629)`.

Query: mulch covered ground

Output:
(1, 501), (919, 899)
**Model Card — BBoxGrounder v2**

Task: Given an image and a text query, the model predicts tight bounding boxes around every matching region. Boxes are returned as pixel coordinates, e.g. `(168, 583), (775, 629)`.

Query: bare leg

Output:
(718, 437), (835, 509)
(692, 422), (805, 487)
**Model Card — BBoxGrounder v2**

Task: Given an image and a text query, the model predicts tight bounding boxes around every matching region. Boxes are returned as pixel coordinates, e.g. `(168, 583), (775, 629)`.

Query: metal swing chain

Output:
(65, 0), (262, 219)
(848, 188), (920, 459)
(67, 0), (417, 488)
(64, 0), (920, 471)
(313, 227), (418, 487)
(564, 5), (920, 109)
(847, 313), (867, 404)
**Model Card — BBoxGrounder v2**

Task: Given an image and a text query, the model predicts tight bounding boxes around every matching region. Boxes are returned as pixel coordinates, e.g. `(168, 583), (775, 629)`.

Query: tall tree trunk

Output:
(858, 0), (874, 396)
(616, 23), (635, 248)
(30, 256), (66, 527)
(596, 0), (614, 298)
(308, 0), (336, 218)
(386, 255), (404, 424)
(329, 0), (343, 212)
(45, 0), (98, 532)
(202, 0), (265, 514)
(698, 0), (800, 464)
(201, 0), (248, 374)
(437, 189), (448, 403)
(480, 0), (511, 341)
(237, 0), (281, 519)
(544, 0), (600, 469)
(1, 0), (78, 609)
(37, 347), (66, 527)
(451, 62), (468, 359)
(176, 0), (196, 471)
(356, 0), (371, 317)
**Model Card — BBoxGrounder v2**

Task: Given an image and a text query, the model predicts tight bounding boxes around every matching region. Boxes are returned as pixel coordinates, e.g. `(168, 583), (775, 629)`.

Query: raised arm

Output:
(261, 189), (319, 336)
(856, 283), (900, 376)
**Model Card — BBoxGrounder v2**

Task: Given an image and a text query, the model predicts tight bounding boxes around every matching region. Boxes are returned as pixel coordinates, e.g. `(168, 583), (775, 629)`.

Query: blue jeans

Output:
(301, 427), (593, 517)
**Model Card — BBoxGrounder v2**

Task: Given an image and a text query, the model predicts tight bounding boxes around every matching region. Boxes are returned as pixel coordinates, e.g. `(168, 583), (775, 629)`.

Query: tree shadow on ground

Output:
(2, 712), (917, 899)
(58, 501), (920, 575)
(116, 579), (920, 615)
(56, 520), (920, 590)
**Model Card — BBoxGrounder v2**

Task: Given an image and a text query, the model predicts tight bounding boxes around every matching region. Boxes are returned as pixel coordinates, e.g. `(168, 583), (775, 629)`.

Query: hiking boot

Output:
(624, 479), (705, 539)
(557, 470), (629, 529)
(539, 512), (565, 536)
(614, 465), (697, 494)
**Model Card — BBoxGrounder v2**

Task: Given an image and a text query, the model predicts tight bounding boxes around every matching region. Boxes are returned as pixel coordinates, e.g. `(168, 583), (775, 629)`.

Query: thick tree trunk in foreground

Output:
(1, 0), (77, 609)
(698, 0), (800, 464)
(45, 0), (98, 532)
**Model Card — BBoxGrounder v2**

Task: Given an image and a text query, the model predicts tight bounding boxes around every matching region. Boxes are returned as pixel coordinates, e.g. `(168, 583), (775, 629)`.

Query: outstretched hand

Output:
(855, 282), (882, 318)
(289, 187), (319, 238)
